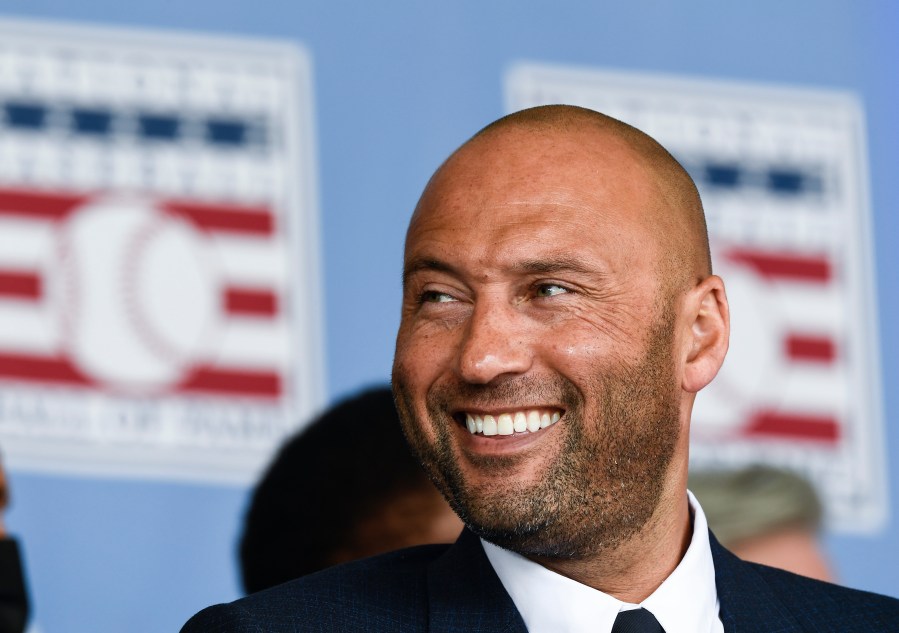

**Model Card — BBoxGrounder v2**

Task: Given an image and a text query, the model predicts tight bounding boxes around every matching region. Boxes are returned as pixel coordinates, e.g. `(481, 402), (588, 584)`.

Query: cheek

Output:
(546, 310), (652, 372)
(547, 329), (618, 377)
(391, 371), (437, 451)
(555, 337), (602, 360)
(395, 324), (458, 382)
(393, 330), (453, 440)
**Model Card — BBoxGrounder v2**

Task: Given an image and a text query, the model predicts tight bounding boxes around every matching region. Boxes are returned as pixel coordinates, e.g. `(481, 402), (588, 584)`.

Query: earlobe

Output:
(682, 275), (729, 393)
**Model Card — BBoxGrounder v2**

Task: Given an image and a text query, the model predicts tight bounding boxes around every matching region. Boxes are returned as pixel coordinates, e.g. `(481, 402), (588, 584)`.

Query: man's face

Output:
(392, 128), (685, 560)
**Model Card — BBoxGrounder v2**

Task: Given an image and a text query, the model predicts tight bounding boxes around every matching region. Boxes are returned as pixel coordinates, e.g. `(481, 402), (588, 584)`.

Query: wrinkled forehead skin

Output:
(405, 106), (710, 295)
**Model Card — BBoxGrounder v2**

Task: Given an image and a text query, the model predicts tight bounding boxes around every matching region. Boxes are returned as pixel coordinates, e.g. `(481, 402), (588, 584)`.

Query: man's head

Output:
(239, 386), (462, 593)
(392, 105), (729, 563)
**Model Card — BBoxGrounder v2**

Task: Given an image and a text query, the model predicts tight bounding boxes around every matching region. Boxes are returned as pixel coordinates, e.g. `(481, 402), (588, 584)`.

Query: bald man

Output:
(182, 106), (899, 632)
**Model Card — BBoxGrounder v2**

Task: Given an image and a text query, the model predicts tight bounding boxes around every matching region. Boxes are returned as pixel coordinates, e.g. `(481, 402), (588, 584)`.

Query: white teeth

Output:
(464, 409), (561, 435)
(513, 412), (527, 433)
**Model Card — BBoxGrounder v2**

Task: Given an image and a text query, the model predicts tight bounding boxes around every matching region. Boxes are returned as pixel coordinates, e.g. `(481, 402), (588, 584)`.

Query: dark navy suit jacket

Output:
(182, 529), (899, 632)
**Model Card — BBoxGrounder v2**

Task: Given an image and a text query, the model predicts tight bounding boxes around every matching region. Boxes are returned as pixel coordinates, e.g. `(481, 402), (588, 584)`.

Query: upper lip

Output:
(451, 406), (564, 421)
(455, 406), (562, 414)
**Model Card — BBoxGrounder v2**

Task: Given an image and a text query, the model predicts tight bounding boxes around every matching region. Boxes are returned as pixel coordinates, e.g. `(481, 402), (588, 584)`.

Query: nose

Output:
(457, 300), (533, 384)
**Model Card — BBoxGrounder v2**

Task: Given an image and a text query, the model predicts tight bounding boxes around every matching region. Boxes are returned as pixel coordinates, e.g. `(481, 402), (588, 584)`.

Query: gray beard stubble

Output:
(394, 310), (681, 562)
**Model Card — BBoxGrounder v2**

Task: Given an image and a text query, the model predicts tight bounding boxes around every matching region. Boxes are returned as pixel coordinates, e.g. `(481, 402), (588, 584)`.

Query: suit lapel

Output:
(429, 527), (805, 633)
(710, 531), (804, 633)
(427, 529), (528, 633)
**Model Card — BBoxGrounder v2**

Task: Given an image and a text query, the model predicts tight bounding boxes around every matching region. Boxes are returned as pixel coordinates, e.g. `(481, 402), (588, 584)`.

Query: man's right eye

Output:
(419, 290), (457, 304)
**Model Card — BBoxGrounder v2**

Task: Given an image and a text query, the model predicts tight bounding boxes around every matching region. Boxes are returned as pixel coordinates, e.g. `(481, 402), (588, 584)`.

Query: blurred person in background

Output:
(689, 464), (833, 582)
(239, 386), (462, 593)
(0, 455), (29, 633)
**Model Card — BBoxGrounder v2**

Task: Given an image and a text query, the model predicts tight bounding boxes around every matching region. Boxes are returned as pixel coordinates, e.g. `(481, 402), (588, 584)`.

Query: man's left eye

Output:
(420, 290), (458, 303)
(535, 284), (568, 297)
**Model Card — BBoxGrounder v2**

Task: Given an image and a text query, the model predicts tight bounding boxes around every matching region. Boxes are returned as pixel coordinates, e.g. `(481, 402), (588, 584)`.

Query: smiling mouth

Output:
(454, 409), (562, 436)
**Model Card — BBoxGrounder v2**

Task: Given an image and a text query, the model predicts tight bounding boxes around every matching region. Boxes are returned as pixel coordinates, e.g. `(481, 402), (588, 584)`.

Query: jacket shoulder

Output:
(181, 544), (450, 633)
(712, 532), (899, 632)
(752, 562), (899, 629)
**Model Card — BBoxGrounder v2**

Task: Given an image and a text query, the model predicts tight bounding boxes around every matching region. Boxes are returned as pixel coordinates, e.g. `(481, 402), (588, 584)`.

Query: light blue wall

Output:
(0, 2), (896, 631)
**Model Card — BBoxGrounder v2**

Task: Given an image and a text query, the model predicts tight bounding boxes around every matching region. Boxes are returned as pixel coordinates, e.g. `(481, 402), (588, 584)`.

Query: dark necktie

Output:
(611, 608), (665, 633)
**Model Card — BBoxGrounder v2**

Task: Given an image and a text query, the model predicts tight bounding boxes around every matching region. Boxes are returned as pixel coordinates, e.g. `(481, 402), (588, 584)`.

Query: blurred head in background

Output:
(239, 386), (462, 594)
(689, 464), (833, 582)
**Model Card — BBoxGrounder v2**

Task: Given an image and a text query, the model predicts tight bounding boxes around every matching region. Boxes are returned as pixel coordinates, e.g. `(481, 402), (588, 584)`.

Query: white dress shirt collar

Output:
(481, 491), (723, 633)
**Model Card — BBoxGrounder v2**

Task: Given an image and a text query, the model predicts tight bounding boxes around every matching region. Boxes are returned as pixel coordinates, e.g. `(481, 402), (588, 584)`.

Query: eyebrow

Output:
(513, 257), (594, 275)
(402, 258), (459, 287)
(402, 255), (596, 286)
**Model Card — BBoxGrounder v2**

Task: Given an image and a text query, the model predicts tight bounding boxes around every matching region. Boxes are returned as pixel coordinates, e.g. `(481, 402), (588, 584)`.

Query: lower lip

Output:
(455, 422), (556, 455)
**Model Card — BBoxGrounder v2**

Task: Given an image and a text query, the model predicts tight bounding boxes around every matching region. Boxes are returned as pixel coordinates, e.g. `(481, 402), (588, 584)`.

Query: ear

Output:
(681, 275), (729, 393)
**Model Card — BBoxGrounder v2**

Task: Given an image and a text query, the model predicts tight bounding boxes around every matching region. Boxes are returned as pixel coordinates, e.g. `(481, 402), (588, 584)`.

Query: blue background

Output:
(0, 1), (896, 631)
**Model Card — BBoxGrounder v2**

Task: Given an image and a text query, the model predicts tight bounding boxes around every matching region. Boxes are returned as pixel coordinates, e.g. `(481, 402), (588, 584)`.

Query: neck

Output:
(529, 490), (692, 603)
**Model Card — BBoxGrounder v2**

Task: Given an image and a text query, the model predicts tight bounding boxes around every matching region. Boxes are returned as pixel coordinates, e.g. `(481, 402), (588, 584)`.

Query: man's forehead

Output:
(407, 195), (626, 242)
(402, 197), (649, 286)
(411, 123), (658, 225)
(442, 122), (641, 183)
(406, 163), (659, 256)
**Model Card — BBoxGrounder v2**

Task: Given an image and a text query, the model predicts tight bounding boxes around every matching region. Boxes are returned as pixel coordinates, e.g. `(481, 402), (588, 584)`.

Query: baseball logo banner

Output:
(506, 63), (886, 532)
(0, 20), (324, 483)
